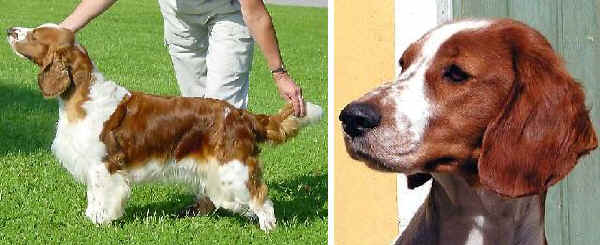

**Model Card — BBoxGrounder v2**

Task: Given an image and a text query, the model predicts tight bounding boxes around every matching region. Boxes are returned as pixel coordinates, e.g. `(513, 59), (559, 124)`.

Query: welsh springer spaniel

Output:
(7, 23), (322, 232)
(340, 19), (597, 244)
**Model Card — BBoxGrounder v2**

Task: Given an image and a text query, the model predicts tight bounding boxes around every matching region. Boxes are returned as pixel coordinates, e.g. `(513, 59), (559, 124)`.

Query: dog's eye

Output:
(443, 64), (470, 83)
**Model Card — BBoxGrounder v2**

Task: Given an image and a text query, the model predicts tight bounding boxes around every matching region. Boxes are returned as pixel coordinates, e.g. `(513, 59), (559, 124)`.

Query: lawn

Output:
(0, 1), (327, 244)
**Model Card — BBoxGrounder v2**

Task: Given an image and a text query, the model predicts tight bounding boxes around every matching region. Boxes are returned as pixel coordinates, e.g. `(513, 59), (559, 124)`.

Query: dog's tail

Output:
(252, 102), (323, 144)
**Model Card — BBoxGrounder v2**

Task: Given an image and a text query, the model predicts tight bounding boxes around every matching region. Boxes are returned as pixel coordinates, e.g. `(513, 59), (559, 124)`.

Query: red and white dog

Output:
(340, 19), (597, 244)
(7, 23), (322, 232)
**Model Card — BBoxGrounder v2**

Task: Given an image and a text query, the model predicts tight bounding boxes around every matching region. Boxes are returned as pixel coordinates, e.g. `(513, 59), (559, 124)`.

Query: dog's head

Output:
(340, 19), (597, 197)
(7, 23), (93, 98)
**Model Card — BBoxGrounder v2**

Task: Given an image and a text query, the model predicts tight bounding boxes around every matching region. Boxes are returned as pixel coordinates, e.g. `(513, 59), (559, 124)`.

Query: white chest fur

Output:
(51, 73), (130, 184)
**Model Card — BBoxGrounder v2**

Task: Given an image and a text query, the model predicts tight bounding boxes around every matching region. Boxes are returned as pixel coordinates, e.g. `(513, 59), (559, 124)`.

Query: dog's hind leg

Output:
(211, 158), (276, 231)
(85, 162), (131, 224)
(245, 158), (276, 232)
(248, 184), (276, 232)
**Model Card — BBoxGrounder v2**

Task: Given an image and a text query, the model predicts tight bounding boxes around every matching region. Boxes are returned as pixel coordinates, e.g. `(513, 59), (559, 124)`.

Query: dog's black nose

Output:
(339, 102), (381, 137)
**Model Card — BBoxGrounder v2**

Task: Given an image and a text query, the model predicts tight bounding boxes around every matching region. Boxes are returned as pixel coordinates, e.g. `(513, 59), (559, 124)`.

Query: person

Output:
(60, 0), (305, 116)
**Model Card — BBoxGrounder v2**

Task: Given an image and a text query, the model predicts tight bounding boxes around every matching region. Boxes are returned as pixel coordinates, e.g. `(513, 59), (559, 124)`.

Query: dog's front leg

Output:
(85, 163), (131, 224)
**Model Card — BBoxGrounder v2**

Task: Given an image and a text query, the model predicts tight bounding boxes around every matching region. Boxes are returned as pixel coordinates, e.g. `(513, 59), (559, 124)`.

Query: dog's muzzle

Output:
(7, 28), (16, 38)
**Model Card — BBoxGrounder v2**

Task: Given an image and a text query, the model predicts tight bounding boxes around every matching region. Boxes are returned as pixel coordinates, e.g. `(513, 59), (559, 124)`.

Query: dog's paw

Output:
(86, 207), (111, 225)
(255, 200), (276, 232)
(85, 205), (121, 225)
(258, 213), (276, 232)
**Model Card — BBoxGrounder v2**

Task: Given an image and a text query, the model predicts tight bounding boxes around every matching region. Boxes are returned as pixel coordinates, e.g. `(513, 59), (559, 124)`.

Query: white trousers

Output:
(158, 0), (254, 109)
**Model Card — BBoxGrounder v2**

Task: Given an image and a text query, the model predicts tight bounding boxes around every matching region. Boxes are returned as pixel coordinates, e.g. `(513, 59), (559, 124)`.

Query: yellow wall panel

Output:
(334, 1), (397, 244)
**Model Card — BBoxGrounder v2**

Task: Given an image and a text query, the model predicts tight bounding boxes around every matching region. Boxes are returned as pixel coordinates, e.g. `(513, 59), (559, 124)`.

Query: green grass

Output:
(0, 1), (327, 244)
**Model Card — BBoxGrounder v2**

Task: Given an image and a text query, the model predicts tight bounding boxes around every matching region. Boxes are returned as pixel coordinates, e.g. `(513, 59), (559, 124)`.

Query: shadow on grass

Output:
(0, 81), (57, 154)
(271, 174), (327, 222)
(120, 194), (251, 226)
(120, 193), (194, 220)
(119, 174), (327, 225)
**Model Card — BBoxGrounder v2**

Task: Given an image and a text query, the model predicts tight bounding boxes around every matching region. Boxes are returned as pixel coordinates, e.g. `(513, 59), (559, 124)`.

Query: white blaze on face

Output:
(7, 27), (32, 58)
(389, 20), (491, 145)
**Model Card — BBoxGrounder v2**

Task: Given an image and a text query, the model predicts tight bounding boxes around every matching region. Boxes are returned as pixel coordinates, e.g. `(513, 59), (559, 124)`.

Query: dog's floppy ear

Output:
(37, 30), (75, 98)
(478, 24), (598, 198)
(38, 50), (70, 98)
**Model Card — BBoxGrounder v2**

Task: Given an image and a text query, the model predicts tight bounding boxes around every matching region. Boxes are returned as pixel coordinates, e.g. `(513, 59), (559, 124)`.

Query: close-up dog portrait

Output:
(340, 18), (597, 245)
(334, 1), (599, 245)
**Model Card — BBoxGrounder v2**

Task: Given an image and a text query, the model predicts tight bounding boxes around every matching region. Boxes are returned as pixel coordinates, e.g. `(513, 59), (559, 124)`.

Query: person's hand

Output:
(273, 72), (305, 117)
(59, 0), (118, 33)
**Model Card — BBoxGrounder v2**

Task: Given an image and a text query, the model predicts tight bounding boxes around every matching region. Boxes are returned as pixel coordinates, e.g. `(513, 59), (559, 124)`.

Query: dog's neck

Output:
(59, 75), (90, 122)
(57, 47), (96, 122)
(397, 173), (547, 245)
(57, 64), (127, 124)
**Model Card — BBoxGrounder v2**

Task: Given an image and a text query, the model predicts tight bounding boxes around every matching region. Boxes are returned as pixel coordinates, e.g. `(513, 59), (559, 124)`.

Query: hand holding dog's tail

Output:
(252, 102), (323, 144)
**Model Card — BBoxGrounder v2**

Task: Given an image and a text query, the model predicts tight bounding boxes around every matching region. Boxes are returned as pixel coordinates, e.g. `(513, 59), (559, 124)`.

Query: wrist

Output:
(60, 24), (77, 32)
(270, 66), (287, 74)
(272, 71), (287, 82)
(271, 65), (288, 82)
(270, 61), (286, 72)
(60, 19), (82, 32)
